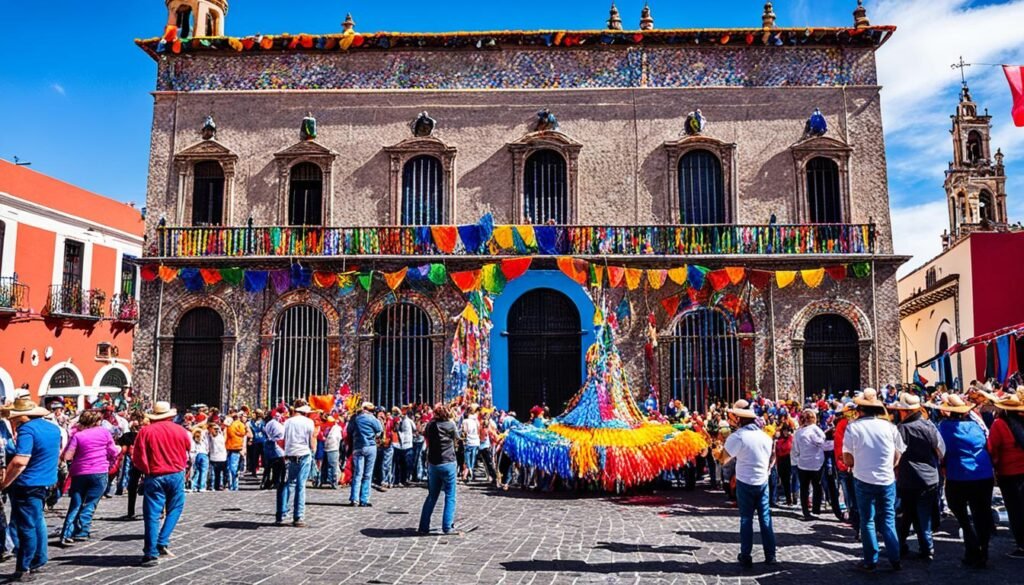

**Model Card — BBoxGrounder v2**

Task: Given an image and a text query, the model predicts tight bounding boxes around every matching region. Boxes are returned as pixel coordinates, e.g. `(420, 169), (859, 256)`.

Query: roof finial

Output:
(607, 2), (623, 31)
(762, 2), (777, 29)
(342, 13), (356, 34)
(640, 2), (655, 31)
(853, 0), (870, 28)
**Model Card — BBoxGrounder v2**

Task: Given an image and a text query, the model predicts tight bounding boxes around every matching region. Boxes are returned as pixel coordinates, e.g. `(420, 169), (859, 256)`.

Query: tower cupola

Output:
(166, 0), (228, 38)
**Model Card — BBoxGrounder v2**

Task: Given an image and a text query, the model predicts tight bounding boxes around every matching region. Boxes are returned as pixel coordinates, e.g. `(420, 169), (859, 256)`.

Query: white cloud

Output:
(50, 83), (66, 96)
(891, 200), (948, 277)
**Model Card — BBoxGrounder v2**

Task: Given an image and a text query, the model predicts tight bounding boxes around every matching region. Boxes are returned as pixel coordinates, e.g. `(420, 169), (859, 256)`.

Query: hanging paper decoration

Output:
(243, 270), (268, 293)
(607, 266), (625, 288)
(850, 262), (872, 278)
(481, 264), (507, 294)
(824, 265), (847, 282)
(776, 271), (796, 288)
(459, 303), (480, 325)
(493, 225), (515, 249)
(478, 213), (495, 245)
(450, 269), (482, 292)
(358, 272), (374, 292)
(141, 265), (159, 282)
(290, 264), (312, 289)
(748, 270), (773, 290)
(428, 264), (448, 286)
(271, 270), (291, 294)
(726, 267), (746, 285)
(448, 292), (493, 404)
(801, 268), (826, 288)
(707, 269), (730, 291)
(535, 226), (559, 254)
(687, 265), (708, 290)
(624, 268), (643, 291)
(647, 269), (668, 290)
(667, 266), (688, 286)
(179, 268), (205, 292)
(337, 273), (356, 294)
(383, 267), (408, 290)
(719, 293), (743, 316)
(503, 318), (706, 490)
(158, 266), (179, 283)
(615, 297), (632, 323)
(557, 257), (581, 283)
(219, 267), (244, 286)
(515, 225), (537, 249)
(591, 265), (605, 289)
(660, 296), (681, 318)
(313, 271), (338, 289)
(200, 268), (223, 286)
(500, 257), (531, 281)
(457, 224), (484, 254)
(431, 226), (458, 254)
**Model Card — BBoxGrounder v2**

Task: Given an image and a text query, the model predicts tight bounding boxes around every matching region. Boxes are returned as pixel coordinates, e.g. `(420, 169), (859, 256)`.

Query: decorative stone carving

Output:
(683, 109), (706, 136)
(201, 115), (217, 140)
(172, 139), (238, 225)
(535, 109), (559, 132)
(300, 113), (318, 141)
(273, 140), (338, 224)
(411, 111), (436, 137)
(663, 135), (738, 224)
(383, 135), (458, 225)
(507, 130), (582, 223)
(606, 3), (623, 31)
(805, 108), (828, 137)
(789, 134), (853, 223)
(639, 3), (654, 31)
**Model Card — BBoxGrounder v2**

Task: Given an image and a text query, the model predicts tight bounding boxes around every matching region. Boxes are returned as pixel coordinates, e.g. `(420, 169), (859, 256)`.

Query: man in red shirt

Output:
(989, 391), (1024, 559)
(833, 401), (859, 530)
(132, 402), (191, 568)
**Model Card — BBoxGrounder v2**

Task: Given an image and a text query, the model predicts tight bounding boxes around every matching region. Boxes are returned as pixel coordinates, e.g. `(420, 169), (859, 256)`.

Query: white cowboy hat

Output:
(146, 401), (178, 421)
(888, 392), (922, 411)
(6, 397), (49, 418)
(361, 401), (375, 411)
(938, 394), (978, 414)
(295, 405), (312, 414)
(727, 399), (757, 419)
(993, 387), (1024, 412)
(853, 388), (885, 408)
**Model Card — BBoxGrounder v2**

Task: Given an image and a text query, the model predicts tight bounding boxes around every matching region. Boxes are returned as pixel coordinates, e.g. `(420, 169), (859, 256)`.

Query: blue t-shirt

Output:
(250, 420), (266, 444)
(938, 418), (994, 482)
(347, 412), (383, 450)
(14, 418), (61, 487)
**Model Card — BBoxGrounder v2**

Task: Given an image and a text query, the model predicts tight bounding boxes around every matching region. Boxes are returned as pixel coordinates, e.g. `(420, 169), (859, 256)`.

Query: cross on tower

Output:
(952, 56), (971, 89)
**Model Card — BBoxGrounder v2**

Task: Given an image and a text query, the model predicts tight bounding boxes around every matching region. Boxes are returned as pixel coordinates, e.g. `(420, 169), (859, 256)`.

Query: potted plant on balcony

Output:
(116, 295), (139, 321)
(88, 289), (106, 318)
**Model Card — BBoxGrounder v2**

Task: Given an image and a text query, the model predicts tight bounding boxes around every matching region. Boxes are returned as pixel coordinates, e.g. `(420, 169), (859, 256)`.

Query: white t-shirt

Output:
(282, 415), (316, 457)
(207, 432), (227, 462)
(792, 425), (826, 471)
(396, 417), (414, 450)
(462, 415), (481, 447)
(724, 424), (773, 486)
(323, 425), (342, 452)
(842, 416), (906, 485)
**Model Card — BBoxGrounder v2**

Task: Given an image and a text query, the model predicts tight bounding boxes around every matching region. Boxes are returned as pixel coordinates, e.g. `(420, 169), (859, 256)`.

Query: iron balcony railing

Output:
(0, 276), (29, 312)
(46, 285), (106, 319)
(110, 293), (140, 323)
(155, 223), (876, 258)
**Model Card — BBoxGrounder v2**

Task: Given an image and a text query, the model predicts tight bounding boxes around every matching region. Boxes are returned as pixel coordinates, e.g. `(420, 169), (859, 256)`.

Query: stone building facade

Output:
(134, 3), (906, 414)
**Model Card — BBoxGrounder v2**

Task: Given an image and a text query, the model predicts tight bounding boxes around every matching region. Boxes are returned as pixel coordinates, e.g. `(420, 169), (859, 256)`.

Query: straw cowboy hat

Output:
(361, 401), (375, 411)
(853, 388), (885, 408)
(5, 397), (50, 418)
(938, 394), (977, 414)
(727, 399), (757, 419)
(146, 401), (178, 421)
(994, 387), (1024, 412)
(294, 405), (312, 414)
(888, 392), (923, 411)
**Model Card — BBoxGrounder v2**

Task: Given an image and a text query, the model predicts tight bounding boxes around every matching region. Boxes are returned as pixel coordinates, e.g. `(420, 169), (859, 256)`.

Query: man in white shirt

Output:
(394, 409), (415, 487)
(841, 388), (906, 572)
(723, 400), (777, 568)
(791, 410), (826, 519)
(276, 401), (315, 527)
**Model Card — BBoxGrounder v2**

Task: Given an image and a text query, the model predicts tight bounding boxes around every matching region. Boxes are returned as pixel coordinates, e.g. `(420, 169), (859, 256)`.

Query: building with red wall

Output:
(0, 159), (144, 403)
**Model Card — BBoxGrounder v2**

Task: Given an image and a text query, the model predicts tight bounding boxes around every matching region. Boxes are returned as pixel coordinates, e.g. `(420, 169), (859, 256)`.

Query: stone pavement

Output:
(10, 476), (1020, 585)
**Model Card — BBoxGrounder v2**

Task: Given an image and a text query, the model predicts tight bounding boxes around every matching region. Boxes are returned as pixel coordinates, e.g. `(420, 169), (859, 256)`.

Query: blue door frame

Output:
(490, 270), (596, 411)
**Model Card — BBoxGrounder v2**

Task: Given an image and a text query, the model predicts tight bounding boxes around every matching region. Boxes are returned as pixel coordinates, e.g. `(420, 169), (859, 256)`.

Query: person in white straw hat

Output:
(132, 401), (191, 568)
(346, 401), (383, 507)
(842, 388), (906, 572)
(276, 400), (315, 527)
(722, 399), (777, 568)
(0, 398), (60, 581)
(890, 392), (944, 561)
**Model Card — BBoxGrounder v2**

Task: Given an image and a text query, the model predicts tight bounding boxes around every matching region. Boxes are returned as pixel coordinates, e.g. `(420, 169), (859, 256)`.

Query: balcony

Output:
(0, 276), (29, 313)
(155, 223), (876, 259)
(46, 285), (106, 320)
(110, 293), (139, 323)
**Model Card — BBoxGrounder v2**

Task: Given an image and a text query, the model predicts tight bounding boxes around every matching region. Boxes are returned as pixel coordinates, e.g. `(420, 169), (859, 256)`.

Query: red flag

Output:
(1005, 65), (1024, 127)
(500, 257), (532, 281)
(660, 296), (681, 318)
(747, 270), (773, 290)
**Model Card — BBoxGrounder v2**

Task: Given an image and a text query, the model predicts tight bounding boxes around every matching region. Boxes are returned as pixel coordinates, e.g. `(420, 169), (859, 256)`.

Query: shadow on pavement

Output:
(101, 534), (143, 542)
(500, 559), (794, 576)
(360, 527), (420, 538)
(204, 520), (267, 530)
(51, 554), (141, 567)
(593, 541), (700, 554)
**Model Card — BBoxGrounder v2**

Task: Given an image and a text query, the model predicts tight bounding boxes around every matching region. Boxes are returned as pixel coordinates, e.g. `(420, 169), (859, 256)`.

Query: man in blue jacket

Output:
(346, 402), (383, 507)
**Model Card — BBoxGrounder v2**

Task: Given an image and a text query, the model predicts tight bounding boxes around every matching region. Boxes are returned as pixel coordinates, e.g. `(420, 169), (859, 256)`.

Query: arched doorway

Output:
(371, 302), (436, 409)
(803, 314), (860, 396)
(507, 288), (581, 418)
(667, 307), (740, 413)
(937, 331), (954, 385)
(171, 307), (224, 409)
(269, 305), (329, 406)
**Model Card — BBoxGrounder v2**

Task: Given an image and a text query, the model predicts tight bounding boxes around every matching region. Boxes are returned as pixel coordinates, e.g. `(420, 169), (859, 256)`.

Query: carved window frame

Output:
(172, 140), (238, 227)
(663, 136), (737, 224)
(507, 131), (582, 224)
(383, 137), (457, 226)
(790, 136), (854, 224)
(274, 141), (338, 226)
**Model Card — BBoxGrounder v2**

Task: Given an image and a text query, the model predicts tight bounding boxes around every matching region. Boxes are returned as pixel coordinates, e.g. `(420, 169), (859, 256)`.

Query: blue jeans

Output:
(142, 472), (186, 559)
(412, 442), (424, 480)
(227, 451), (242, 491)
(191, 454), (209, 491)
(898, 485), (936, 553)
(350, 446), (377, 505)
(61, 473), (107, 540)
(838, 470), (859, 526)
(419, 462), (458, 533)
(320, 450), (340, 487)
(8, 485), (48, 572)
(464, 446), (479, 479)
(735, 480), (777, 563)
(854, 479), (900, 566)
(276, 455), (311, 522)
(380, 446), (394, 486)
(115, 456), (132, 495)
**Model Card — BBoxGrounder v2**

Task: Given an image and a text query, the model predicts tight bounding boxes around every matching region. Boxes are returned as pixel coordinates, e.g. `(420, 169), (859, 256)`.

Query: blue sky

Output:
(1, 1), (1022, 273)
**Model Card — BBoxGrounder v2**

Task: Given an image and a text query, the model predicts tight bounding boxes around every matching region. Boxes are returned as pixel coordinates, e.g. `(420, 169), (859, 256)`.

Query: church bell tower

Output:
(166, 0), (228, 37)
(943, 84), (1008, 248)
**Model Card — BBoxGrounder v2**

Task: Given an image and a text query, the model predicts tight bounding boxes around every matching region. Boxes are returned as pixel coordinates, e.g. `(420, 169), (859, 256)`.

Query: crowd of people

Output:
(0, 379), (1021, 580)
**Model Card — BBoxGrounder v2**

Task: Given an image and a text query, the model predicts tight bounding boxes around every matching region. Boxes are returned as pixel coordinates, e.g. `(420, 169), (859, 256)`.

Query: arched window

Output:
(678, 150), (725, 224)
(967, 130), (984, 163)
(172, 307), (224, 409)
(270, 305), (329, 406)
(523, 149), (568, 224)
(668, 307), (739, 413)
(100, 368), (129, 389)
(803, 314), (860, 396)
(806, 157), (842, 224)
(507, 289), (581, 417)
(288, 163), (324, 226)
(372, 303), (436, 409)
(192, 161), (225, 226)
(979, 190), (995, 222)
(937, 332), (954, 385)
(175, 6), (193, 38)
(49, 367), (81, 389)
(205, 12), (217, 36)
(401, 155), (444, 225)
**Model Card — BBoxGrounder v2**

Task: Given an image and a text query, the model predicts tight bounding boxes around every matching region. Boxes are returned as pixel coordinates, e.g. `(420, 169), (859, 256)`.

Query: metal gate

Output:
(100, 368), (129, 389)
(171, 307), (224, 409)
(270, 305), (329, 406)
(678, 149), (725, 224)
(665, 307), (740, 413)
(49, 367), (82, 389)
(806, 157), (841, 223)
(372, 302), (436, 409)
(523, 149), (568, 224)
(803, 314), (860, 396)
(402, 155), (444, 225)
(507, 289), (581, 418)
